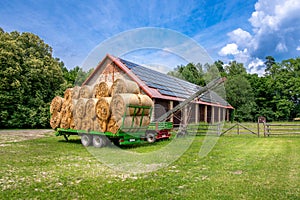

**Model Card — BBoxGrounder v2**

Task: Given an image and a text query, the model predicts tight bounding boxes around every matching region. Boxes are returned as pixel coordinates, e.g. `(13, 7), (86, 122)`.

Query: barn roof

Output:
(83, 54), (233, 109)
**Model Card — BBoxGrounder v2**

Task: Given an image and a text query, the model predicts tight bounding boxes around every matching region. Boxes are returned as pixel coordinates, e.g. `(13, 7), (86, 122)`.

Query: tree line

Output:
(168, 57), (300, 122)
(0, 29), (92, 128)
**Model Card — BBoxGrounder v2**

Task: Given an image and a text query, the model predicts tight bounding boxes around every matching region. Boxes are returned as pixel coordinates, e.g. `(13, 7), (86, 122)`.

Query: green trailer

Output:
(55, 104), (173, 147)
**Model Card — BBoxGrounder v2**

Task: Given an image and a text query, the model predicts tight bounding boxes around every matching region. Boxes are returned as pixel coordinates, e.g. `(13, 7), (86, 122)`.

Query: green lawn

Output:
(0, 130), (299, 199)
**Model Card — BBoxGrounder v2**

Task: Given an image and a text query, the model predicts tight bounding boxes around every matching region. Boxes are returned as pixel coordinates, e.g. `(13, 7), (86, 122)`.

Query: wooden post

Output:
(169, 100), (173, 123)
(237, 123), (240, 135)
(222, 108), (226, 122)
(226, 109), (230, 121)
(195, 103), (199, 123)
(257, 118), (260, 137)
(211, 106), (215, 123)
(218, 107), (221, 122)
(151, 99), (155, 121)
(204, 105), (207, 123)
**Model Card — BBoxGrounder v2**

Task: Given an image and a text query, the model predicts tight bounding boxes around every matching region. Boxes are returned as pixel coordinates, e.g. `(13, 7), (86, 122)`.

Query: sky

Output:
(0, 0), (299, 75)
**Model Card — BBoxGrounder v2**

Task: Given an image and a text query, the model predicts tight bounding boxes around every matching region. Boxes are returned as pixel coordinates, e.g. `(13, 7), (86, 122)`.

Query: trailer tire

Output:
(146, 132), (156, 143)
(81, 134), (92, 147)
(93, 135), (105, 148)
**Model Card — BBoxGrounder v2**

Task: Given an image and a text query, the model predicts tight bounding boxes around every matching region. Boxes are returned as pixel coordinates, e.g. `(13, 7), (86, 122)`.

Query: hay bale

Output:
(111, 79), (140, 96)
(95, 81), (113, 98)
(75, 98), (88, 119)
(107, 116), (120, 134)
(110, 94), (140, 120)
(70, 117), (76, 129)
(107, 116), (150, 134)
(79, 85), (93, 98)
(94, 119), (107, 132)
(81, 117), (93, 132)
(72, 86), (81, 99)
(137, 94), (153, 115)
(60, 114), (71, 129)
(85, 98), (98, 119)
(135, 116), (151, 127)
(96, 97), (112, 120)
(74, 116), (82, 130)
(50, 96), (64, 114)
(50, 111), (61, 129)
(64, 88), (73, 102)
(92, 84), (98, 98)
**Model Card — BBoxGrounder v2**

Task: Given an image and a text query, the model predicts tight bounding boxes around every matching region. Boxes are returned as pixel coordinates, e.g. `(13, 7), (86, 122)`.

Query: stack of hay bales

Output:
(50, 78), (153, 134)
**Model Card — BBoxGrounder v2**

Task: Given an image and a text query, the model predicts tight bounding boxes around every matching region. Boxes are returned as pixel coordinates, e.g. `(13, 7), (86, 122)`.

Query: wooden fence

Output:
(173, 119), (300, 137)
(264, 123), (300, 136)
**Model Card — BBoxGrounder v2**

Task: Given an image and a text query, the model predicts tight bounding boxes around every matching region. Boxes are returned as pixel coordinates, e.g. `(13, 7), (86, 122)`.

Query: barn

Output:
(83, 54), (233, 125)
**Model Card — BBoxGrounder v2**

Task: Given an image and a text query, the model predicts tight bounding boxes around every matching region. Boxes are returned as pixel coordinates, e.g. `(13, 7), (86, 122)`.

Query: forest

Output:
(1, 29), (299, 128)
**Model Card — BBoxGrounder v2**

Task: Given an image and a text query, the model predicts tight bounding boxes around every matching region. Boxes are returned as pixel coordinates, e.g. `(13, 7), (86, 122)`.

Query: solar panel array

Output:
(119, 58), (230, 106)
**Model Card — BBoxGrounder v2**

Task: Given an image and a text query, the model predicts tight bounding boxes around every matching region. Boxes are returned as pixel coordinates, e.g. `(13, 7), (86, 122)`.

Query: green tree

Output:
(225, 62), (256, 121)
(0, 30), (65, 128)
(168, 63), (205, 86)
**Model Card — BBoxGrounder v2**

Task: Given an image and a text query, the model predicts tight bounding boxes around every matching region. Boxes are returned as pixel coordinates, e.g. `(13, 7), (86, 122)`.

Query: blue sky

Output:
(0, 0), (299, 74)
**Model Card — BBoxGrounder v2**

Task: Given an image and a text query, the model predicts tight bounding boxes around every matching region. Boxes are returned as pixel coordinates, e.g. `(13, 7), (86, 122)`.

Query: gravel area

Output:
(0, 129), (54, 145)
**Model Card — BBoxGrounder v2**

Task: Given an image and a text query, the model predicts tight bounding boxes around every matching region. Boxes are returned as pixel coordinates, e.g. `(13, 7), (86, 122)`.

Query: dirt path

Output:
(0, 129), (54, 145)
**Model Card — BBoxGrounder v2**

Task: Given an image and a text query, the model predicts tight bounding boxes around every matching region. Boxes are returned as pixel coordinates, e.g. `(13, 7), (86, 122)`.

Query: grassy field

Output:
(0, 129), (299, 199)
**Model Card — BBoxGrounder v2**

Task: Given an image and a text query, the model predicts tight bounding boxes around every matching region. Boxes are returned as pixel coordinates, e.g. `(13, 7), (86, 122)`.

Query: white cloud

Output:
(228, 28), (252, 48)
(219, 0), (300, 73)
(218, 43), (239, 56)
(248, 58), (265, 75)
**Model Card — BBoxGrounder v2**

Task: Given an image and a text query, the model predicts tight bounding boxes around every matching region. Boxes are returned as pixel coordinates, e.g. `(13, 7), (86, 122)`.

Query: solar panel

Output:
(119, 57), (230, 106)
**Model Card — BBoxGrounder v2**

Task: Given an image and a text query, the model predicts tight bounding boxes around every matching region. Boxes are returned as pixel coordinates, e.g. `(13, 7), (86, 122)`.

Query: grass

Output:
(0, 129), (299, 199)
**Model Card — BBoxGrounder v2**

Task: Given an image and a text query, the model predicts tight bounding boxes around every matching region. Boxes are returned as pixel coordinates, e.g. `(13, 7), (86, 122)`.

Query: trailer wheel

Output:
(92, 135), (105, 148)
(146, 132), (156, 143)
(81, 134), (92, 147)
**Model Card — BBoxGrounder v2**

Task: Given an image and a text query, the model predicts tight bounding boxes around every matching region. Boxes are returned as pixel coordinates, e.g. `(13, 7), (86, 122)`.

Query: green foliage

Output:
(225, 62), (256, 122)
(167, 63), (206, 86)
(0, 28), (97, 128)
(0, 30), (65, 128)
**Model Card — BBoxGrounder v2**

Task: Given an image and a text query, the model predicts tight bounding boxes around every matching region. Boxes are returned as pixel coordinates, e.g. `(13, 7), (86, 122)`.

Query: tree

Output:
(168, 63), (205, 86)
(225, 62), (256, 121)
(0, 30), (65, 128)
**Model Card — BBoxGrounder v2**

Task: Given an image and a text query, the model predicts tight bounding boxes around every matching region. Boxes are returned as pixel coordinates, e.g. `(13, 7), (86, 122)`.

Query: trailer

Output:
(55, 105), (173, 147)
(55, 77), (225, 147)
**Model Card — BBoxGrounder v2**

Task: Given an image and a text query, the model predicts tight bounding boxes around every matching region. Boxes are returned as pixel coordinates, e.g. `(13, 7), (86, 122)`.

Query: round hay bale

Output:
(137, 94), (153, 115)
(94, 119), (107, 132)
(111, 79), (139, 96)
(79, 85), (93, 98)
(60, 114), (71, 129)
(95, 81), (113, 98)
(85, 98), (98, 119)
(107, 116), (119, 134)
(107, 116), (150, 134)
(64, 88), (73, 102)
(72, 86), (81, 99)
(75, 98), (88, 119)
(110, 94), (140, 120)
(81, 117), (93, 132)
(50, 111), (61, 129)
(96, 97), (112, 120)
(74, 116), (82, 130)
(50, 96), (64, 114)
(92, 84), (98, 98)
(135, 116), (151, 127)
(70, 116), (76, 129)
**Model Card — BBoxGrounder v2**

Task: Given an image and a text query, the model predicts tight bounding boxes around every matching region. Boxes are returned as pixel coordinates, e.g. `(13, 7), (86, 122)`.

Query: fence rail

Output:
(265, 123), (300, 136)
(172, 121), (300, 137)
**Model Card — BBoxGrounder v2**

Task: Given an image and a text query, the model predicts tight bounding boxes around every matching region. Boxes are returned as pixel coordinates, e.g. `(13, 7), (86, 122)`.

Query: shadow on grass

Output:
(57, 138), (82, 144)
